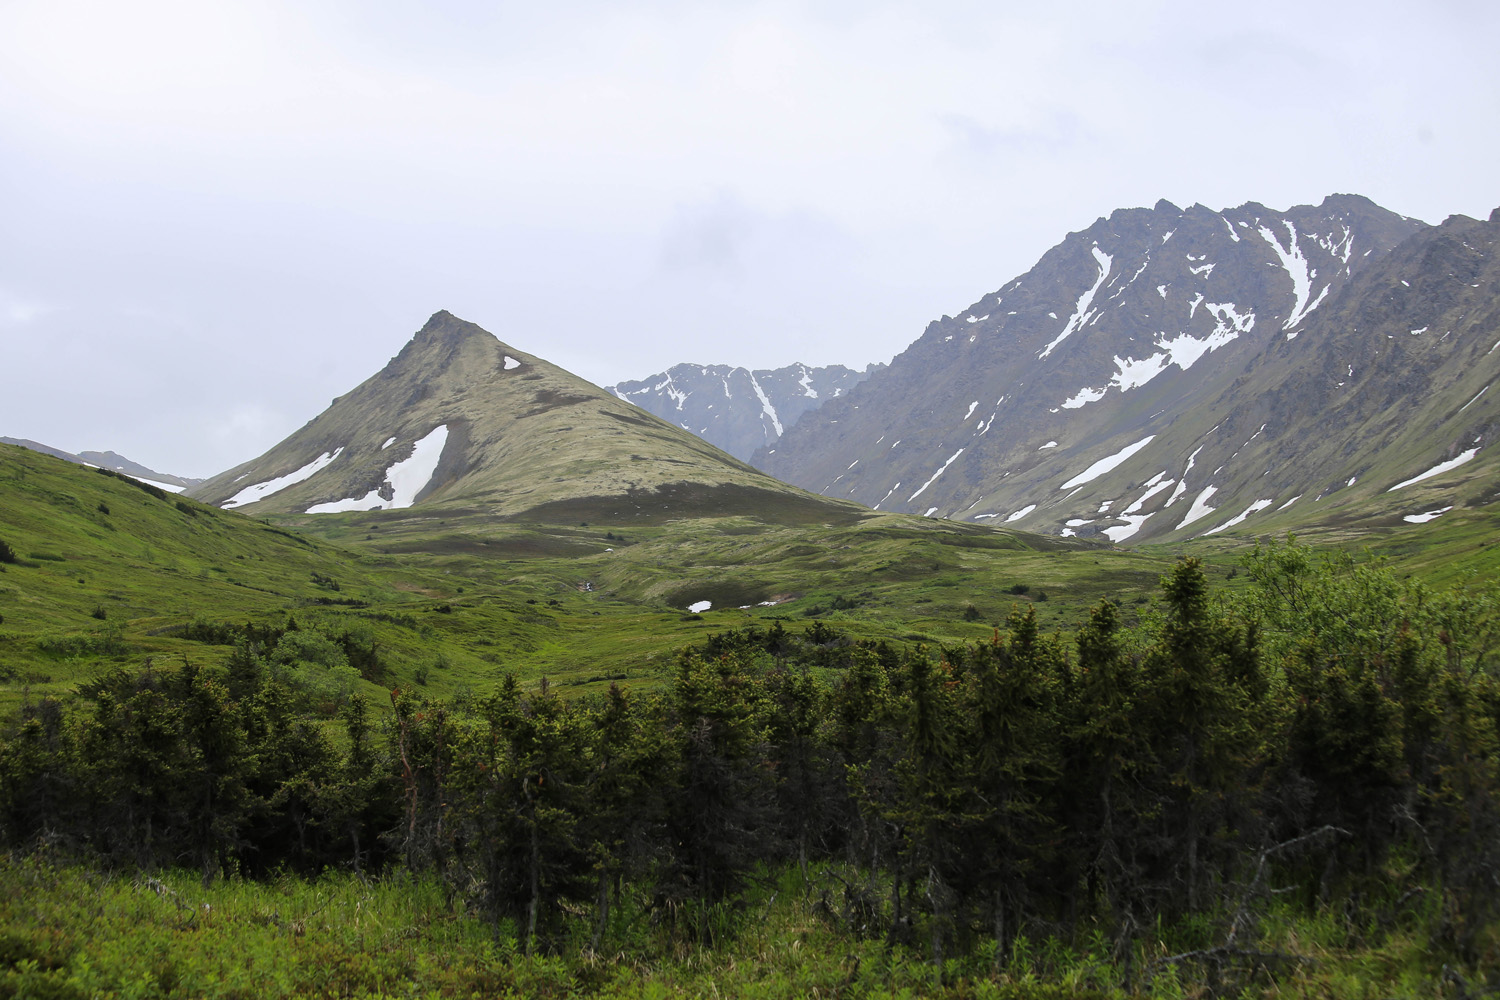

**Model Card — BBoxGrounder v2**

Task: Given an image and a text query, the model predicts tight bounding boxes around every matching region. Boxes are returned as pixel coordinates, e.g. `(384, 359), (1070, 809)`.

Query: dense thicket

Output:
(2, 540), (1498, 976)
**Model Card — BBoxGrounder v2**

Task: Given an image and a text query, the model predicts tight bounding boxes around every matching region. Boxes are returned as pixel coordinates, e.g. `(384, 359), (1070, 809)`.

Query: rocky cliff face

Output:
(607, 362), (880, 461)
(754, 195), (1500, 542)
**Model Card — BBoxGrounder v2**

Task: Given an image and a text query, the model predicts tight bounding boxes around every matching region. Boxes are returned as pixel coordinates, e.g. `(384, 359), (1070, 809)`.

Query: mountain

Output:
(754, 195), (1500, 542)
(606, 362), (881, 461)
(188, 311), (864, 523)
(0, 437), (202, 491)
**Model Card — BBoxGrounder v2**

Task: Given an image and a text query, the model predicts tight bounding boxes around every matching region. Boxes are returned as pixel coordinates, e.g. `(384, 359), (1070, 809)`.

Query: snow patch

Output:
(306, 426), (449, 513)
(1277, 495), (1302, 510)
(963, 400), (979, 421)
(1202, 498), (1274, 535)
(381, 436), (396, 449)
(1459, 386), (1489, 413)
(924, 507), (940, 517)
(1387, 449), (1480, 491)
(503, 356), (522, 370)
(1061, 386), (1107, 409)
(798, 366), (818, 398)
(223, 448), (344, 508)
(1005, 504), (1036, 523)
(1409, 327), (1428, 336)
(1060, 436), (1156, 490)
(1403, 507), (1453, 524)
(1104, 514), (1152, 543)
(1039, 441), (1058, 450)
(1176, 487), (1219, 530)
(1156, 284), (1168, 299)
(687, 600), (712, 613)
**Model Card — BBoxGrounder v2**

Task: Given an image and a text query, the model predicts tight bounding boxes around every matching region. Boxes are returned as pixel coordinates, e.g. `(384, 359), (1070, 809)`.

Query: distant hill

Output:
(606, 362), (882, 461)
(189, 311), (869, 525)
(0, 437), (202, 492)
(756, 195), (1498, 541)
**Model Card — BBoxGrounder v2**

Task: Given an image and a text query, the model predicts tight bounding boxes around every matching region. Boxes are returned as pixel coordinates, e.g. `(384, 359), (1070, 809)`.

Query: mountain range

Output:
(66, 190), (1490, 553)
(751, 195), (1499, 543)
(605, 362), (881, 461)
(0, 437), (202, 492)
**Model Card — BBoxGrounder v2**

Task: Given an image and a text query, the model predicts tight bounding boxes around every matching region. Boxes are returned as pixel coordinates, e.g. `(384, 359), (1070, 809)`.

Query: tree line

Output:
(1, 539), (1497, 975)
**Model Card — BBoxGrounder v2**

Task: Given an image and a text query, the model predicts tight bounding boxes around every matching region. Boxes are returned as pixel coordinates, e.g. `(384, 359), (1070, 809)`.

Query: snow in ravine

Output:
(908, 448), (966, 502)
(223, 448), (344, 508)
(1459, 386), (1489, 413)
(1403, 507), (1453, 524)
(381, 437), (396, 449)
(1387, 449), (1480, 491)
(1059, 435), (1156, 490)
(306, 425), (449, 513)
(1258, 221), (1329, 335)
(503, 356), (522, 370)
(748, 374), (783, 436)
(1040, 245), (1112, 359)
(139, 478), (187, 494)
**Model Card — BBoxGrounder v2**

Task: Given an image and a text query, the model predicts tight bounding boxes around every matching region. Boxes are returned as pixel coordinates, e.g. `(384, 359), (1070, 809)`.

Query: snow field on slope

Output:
(1387, 448), (1480, 491)
(306, 426), (449, 514)
(1059, 435), (1156, 490)
(1202, 498), (1275, 535)
(1403, 507), (1453, 524)
(1057, 303), (1254, 411)
(1175, 487), (1219, 530)
(223, 448), (344, 508)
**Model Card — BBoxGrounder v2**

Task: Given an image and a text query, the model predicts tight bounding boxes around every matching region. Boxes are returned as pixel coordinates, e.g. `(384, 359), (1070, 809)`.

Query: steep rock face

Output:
(190, 311), (838, 520)
(607, 362), (880, 461)
(755, 195), (1467, 541)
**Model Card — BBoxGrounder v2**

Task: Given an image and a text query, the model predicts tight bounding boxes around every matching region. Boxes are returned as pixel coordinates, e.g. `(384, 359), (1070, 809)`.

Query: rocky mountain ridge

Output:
(755, 195), (1497, 542)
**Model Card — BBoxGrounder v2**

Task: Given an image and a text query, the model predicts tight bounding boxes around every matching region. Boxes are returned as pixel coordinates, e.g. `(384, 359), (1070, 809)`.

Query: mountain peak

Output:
(191, 313), (848, 525)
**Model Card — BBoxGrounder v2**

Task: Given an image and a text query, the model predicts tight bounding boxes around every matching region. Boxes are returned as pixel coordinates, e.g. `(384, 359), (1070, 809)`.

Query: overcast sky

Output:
(2, 0), (1497, 477)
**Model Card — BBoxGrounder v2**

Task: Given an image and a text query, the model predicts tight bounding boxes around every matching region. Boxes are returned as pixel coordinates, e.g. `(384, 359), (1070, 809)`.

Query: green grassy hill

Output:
(1, 440), (1194, 713)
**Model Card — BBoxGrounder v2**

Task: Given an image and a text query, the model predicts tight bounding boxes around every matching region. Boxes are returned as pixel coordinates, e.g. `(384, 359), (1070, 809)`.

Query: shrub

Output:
(1007, 583), (1031, 595)
(0, 539), (14, 564)
(963, 604), (982, 621)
